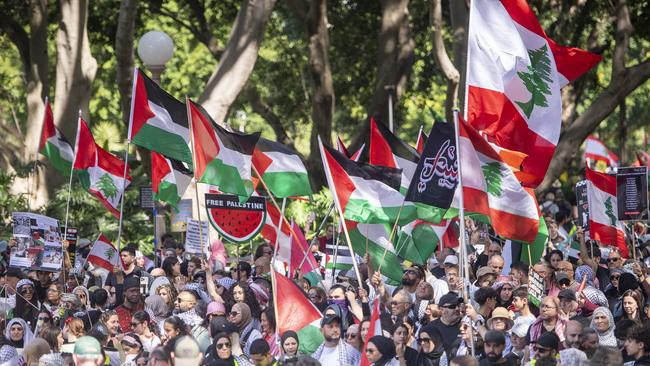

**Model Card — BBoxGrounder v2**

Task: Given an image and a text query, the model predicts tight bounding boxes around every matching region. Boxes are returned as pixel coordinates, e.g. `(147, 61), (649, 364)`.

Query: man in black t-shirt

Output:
(103, 246), (145, 307)
(430, 292), (462, 356)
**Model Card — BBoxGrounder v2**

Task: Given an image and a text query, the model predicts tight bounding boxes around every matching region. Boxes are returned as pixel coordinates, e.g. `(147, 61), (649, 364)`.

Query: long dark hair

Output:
(227, 282), (261, 319)
(162, 257), (179, 278)
(39, 325), (62, 352)
(163, 316), (189, 337)
(14, 292), (39, 330)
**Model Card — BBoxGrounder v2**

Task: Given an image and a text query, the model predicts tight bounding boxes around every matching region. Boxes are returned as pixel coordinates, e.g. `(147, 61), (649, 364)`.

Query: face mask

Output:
(328, 299), (347, 307)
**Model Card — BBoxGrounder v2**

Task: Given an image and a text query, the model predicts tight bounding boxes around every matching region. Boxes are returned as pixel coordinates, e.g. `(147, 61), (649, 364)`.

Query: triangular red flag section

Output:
(290, 221), (319, 276)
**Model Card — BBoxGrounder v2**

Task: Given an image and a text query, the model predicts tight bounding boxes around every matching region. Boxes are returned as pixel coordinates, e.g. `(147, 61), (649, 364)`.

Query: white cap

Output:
(443, 255), (459, 266)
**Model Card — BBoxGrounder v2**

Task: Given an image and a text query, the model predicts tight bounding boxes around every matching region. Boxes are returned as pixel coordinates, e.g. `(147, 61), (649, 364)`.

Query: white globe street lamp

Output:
(137, 30), (174, 84)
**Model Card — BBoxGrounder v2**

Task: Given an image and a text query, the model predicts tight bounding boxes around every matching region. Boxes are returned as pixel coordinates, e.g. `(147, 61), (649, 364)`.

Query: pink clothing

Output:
(265, 332), (281, 357)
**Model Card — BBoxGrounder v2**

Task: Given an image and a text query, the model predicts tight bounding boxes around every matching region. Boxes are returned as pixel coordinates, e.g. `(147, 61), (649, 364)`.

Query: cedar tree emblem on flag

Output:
(516, 45), (553, 118)
(605, 197), (616, 226)
(482, 162), (505, 198)
(97, 173), (119, 200)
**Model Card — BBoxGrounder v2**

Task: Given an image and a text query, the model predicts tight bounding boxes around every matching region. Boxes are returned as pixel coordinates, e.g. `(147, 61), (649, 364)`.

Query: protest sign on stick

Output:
(12, 212), (63, 272)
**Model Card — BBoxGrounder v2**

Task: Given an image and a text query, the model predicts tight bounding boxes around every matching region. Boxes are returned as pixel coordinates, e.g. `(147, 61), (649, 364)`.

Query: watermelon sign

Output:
(205, 194), (266, 243)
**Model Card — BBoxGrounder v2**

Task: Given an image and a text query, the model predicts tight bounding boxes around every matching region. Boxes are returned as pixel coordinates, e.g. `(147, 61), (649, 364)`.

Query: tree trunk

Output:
(288, 0), (335, 190)
(198, 0), (277, 125)
(430, 0), (459, 123)
(350, 0), (414, 149)
(538, 0), (649, 192)
(449, 0), (469, 115)
(115, 0), (137, 127)
(53, 0), (98, 139)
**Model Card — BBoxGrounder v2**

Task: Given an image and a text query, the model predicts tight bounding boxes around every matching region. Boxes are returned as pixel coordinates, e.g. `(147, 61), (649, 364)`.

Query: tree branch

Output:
(243, 84), (296, 150)
(430, 0), (459, 123)
(186, 0), (222, 57)
(0, 13), (30, 72)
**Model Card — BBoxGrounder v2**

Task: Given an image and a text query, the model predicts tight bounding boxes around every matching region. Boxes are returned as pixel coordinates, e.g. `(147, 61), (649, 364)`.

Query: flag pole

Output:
(185, 97), (207, 259)
(274, 198), (287, 254)
(377, 201), (405, 274)
(331, 222), (340, 280)
(453, 109), (474, 356)
(64, 112), (81, 236)
(316, 136), (363, 284)
(116, 68), (139, 252)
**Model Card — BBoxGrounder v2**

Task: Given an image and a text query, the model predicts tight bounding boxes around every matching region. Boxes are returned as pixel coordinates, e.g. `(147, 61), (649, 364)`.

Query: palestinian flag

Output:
(319, 140), (417, 225)
(415, 125), (427, 154)
(323, 226), (355, 275)
(584, 135), (619, 168)
(128, 68), (192, 165)
(261, 199), (291, 255)
(273, 269), (324, 354)
(188, 100), (260, 198)
(38, 98), (75, 175)
(459, 118), (539, 243)
(360, 299), (383, 366)
(87, 234), (123, 271)
(586, 167), (628, 257)
(73, 117), (131, 218)
(288, 221), (319, 276)
(466, 0), (601, 187)
(252, 138), (312, 198)
(336, 136), (365, 162)
(369, 118), (420, 193)
(348, 221), (402, 286)
(151, 151), (192, 208)
(395, 219), (452, 265)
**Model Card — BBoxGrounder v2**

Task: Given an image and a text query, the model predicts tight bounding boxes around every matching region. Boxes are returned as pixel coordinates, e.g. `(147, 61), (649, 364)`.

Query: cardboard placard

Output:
(60, 227), (78, 264)
(139, 186), (154, 209)
(527, 270), (545, 307)
(171, 199), (193, 232)
(12, 212), (62, 272)
(616, 167), (648, 221)
(185, 219), (209, 256)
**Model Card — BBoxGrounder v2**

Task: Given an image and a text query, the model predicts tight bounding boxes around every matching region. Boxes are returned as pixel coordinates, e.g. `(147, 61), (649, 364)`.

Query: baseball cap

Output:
(484, 330), (506, 345)
(511, 323), (529, 338)
(558, 289), (577, 302)
(443, 255), (459, 266)
(438, 292), (462, 307)
(476, 266), (496, 279)
(320, 315), (341, 327)
(555, 272), (570, 285)
(73, 336), (102, 356)
(123, 276), (140, 291)
(173, 336), (202, 366)
(537, 332), (560, 350)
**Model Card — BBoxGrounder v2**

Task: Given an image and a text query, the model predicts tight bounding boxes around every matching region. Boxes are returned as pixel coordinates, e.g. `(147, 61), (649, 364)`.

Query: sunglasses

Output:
(535, 346), (551, 353)
(608, 257), (620, 263)
(216, 342), (231, 350)
(38, 317), (51, 322)
(19, 287), (34, 294)
(610, 275), (620, 280)
(346, 333), (357, 339)
(228, 311), (240, 317)
(131, 322), (140, 328)
(441, 304), (459, 309)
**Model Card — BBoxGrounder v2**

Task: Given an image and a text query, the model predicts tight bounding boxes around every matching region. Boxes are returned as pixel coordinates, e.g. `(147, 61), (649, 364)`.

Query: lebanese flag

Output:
(188, 100), (260, 198)
(151, 151), (192, 208)
(319, 139), (419, 225)
(87, 234), (124, 271)
(273, 269), (324, 355)
(466, 0), (601, 187)
(252, 138), (312, 198)
(459, 117), (540, 243)
(289, 221), (319, 276)
(38, 98), (75, 176)
(369, 117), (420, 192)
(586, 167), (627, 257)
(584, 135), (619, 167)
(73, 117), (131, 218)
(415, 125), (427, 154)
(360, 299), (383, 366)
(128, 68), (193, 165)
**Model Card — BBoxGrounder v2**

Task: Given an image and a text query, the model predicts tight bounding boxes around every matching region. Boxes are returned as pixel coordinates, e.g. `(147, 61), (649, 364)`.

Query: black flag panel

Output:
(405, 121), (458, 209)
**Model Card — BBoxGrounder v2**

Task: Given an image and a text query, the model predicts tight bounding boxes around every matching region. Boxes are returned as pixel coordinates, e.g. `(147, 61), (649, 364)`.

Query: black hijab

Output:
(414, 324), (445, 366)
(369, 335), (396, 366)
(203, 332), (235, 366)
(281, 330), (300, 355)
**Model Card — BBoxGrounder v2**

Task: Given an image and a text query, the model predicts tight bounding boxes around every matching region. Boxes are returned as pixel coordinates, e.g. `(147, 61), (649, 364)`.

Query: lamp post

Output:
(137, 30), (174, 85)
(137, 30), (174, 263)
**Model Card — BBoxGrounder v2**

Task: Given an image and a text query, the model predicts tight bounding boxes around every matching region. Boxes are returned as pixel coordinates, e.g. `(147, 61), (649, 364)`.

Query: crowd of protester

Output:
(0, 188), (649, 366)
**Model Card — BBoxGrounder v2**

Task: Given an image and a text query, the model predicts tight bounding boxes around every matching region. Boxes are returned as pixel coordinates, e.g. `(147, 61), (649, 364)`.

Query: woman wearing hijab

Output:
(414, 323), (447, 366)
(72, 286), (91, 310)
(13, 279), (40, 330)
(591, 306), (618, 347)
(4, 318), (34, 349)
(23, 338), (50, 366)
(366, 335), (398, 366)
(279, 331), (300, 361)
(145, 294), (169, 328)
(203, 332), (252, 366)
(227, 303), (262, 357)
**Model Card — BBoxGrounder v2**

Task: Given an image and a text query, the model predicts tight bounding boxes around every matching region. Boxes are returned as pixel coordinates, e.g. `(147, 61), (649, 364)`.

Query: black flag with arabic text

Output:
(405, 121), (458, 209)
